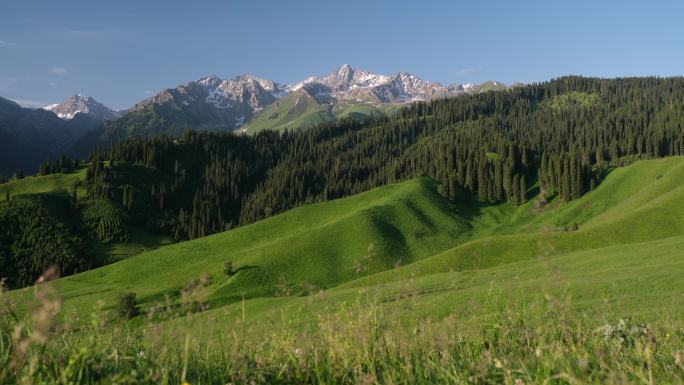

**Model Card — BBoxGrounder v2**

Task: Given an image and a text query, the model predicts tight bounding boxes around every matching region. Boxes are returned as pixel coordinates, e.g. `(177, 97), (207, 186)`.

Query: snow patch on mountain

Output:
(132, 64), (508, 131)
(43, 94), (120, 121)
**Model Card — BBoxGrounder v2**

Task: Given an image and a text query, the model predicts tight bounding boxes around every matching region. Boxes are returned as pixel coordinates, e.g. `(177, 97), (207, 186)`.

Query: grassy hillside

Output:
(169, 231), (684, 341)
(0, 167), (87, 197)
(21, 177), (472, 316)
(539, 91), (601, 110)
(243, 90), (332, 133)
(163, 155), (684, 335)
(6, 157), (684, 384)
(333, 103), (398, 121)
(473, 80), (508, 93)
(348, 156), (684, 286)
(244, 90), (400, 133)
(14, 157), (684, 321)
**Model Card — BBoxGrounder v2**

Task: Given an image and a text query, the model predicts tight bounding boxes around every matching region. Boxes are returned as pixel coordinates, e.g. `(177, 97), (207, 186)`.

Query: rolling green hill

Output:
(243, 89), (399, 133)
(21, 177), (471, 315)
(346, 156), (684, 287)
(0, 168), (87, 197)
(6, 156), (684, 385)
(15, 157), (684, 329)
(243, 90), (332, 133)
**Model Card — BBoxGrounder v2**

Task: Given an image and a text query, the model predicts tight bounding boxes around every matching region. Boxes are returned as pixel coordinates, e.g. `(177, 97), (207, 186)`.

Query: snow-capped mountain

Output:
(98, 64), (507, 138)
(290, 64), (472, 104)
(194, 74), (290, 110)
(123, 74), (293, 132)
(43, 94), (121, 121)
(291, 64), (392, 94)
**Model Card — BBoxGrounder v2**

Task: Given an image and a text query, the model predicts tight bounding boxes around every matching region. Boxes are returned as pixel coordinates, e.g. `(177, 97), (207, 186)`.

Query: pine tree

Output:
(519, 175), (527, 203)
(511, 174), (520, 204)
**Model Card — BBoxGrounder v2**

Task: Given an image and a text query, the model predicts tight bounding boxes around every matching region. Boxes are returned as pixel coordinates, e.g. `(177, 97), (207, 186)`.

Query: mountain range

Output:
(74, 64), (509, 150)
(1, 65), (510, 175)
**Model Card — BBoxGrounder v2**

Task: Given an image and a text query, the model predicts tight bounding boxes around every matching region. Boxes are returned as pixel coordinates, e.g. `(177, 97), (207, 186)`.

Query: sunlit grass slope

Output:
(0, 167), (87, 197)
(243, 91), (331, 133)
(15, 157), (684, 331)
(348, 156), (684, 285)
(244, 90), (400, 133)
(32, 177), (473, 315)
(168, 232), (684, 341)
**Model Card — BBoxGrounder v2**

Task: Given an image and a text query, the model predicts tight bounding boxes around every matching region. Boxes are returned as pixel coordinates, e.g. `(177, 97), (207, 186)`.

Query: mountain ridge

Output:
(90, 64), (508, 139)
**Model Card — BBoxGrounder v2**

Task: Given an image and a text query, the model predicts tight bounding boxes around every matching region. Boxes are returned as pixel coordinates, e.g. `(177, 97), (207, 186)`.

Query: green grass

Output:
(540, 91), (601, 110)
(0, 167), (87, 197)
(244, 91), (401, 133)
(4, 234), (684, 384)
(473, 80), (509, 93)
(244, 90), (332, 133)
(19, 177), (473, 317)
(13, 156), (684, 321)
(334, 103), (399, 121)
(5, 157), (684, 384)
(89, 227), (176, 262)
(348, 157), (684, 286)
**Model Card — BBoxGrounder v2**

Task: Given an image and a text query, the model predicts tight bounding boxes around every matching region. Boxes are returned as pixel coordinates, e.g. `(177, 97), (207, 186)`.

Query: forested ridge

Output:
(83, 76), (684, 240)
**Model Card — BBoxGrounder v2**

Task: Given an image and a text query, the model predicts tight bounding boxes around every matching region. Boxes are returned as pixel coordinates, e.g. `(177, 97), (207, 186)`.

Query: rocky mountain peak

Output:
(43, 94), (120, 121)
(335, 64), (354, 82)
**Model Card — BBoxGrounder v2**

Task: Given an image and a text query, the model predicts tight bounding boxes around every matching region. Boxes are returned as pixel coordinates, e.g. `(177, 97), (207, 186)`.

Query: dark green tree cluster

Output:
(0, 193), (89, 288)
(80, 198), (128, 243)
(86, 131), (285, 238)
(38, 156), (79, 176)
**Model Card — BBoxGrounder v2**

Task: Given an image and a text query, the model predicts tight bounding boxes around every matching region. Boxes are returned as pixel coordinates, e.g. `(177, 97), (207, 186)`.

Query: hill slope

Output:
(24, 177), (471, 315)
(242, 89), (333, 133)
(347, 156), (684, 286)
(242, 90), (396, 134)
(15, 157), (684, 326)
(0, 168), (87, 197)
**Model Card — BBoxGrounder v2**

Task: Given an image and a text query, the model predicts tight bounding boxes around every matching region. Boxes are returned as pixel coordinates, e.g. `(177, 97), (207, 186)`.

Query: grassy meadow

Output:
(2, 157), (684, 384)
(0, 167), (87, 197)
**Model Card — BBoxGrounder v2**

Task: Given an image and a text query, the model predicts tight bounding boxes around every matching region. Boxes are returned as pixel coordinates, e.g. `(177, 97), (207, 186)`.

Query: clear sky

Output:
(1, 0), (683, 110)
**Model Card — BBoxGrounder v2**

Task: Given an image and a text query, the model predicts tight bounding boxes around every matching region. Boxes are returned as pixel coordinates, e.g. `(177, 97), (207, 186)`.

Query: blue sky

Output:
(1, 0), (683, 110)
